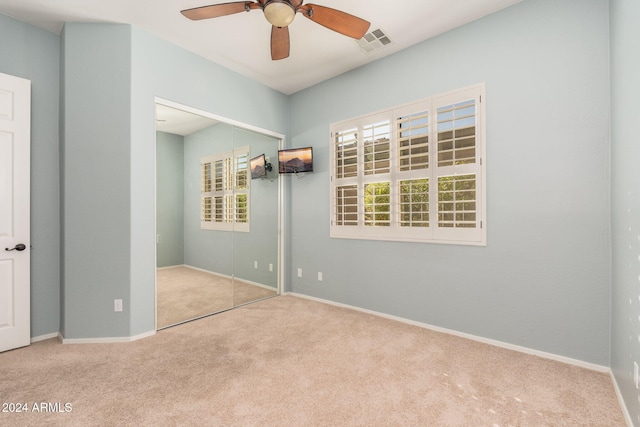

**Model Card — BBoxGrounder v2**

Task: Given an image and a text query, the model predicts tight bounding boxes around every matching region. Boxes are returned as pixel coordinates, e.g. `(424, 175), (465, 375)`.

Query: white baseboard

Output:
(286, 292), (610, 373)
(59, 330), (155, 344)
(179, 264), (277, 292)
(182, 264), (233, 280)
(30, 332), (59, 343)
(157, 264), (186, 270)
(234, 277), (278, 292)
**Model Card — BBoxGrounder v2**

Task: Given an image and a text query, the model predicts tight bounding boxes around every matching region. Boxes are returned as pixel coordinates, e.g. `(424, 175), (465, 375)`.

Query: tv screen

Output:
(250, 154), (267, 179)
(278, 147), (313, 174)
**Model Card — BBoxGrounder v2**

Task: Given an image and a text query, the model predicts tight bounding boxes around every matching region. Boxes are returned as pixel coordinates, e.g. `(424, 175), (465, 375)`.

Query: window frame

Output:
(329, 84), (486, 246)
(201, 145), (250, 232)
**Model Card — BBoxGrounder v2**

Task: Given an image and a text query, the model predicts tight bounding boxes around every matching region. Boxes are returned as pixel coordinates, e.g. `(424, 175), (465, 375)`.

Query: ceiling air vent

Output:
(355, 28), (392, 54)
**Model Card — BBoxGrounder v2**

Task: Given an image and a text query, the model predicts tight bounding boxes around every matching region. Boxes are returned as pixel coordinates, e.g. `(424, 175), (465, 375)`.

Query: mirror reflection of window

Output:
(200, 146), (249, 232)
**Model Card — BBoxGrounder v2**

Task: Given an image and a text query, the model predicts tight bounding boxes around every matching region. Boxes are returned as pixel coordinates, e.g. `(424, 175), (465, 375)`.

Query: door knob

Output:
(5, 243), (26, 251)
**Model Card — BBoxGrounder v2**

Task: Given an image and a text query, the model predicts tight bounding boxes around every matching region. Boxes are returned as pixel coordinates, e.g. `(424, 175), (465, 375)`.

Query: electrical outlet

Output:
(254, 261), (258, 269)
(297, 268), (302, 277)
(269, 263), (273, 272)
(318, 272), (323, 281)
(114, 299), (123, 312)
(634, 362), (639, 389)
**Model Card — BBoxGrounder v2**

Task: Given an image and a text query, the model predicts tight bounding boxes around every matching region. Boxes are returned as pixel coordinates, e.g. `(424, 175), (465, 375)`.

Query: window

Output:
(201, 146), (250, 232)
(330, 84), (485, 245)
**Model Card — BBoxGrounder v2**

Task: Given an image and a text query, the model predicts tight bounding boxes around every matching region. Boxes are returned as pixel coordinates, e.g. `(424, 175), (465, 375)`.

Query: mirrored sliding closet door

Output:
(155, 100), (281, 329)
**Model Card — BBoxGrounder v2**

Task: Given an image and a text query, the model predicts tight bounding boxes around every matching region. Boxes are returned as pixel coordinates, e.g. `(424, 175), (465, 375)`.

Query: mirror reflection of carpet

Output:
(157, 266), (277, 329)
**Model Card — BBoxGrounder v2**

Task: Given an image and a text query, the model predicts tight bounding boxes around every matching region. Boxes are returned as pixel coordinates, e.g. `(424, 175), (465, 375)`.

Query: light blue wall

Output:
(288, 0), (611, 365)
(610, 0), (640, 423)
(0, 13), (60, 338)
(156, 131), (185, 268)
(60, 24), (133, 338)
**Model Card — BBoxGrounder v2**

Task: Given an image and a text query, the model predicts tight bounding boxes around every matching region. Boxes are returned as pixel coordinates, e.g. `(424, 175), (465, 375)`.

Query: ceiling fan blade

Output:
(299, 4), (370, 39)
(271, 26), (290, 60)
(181, 2), (259, 20)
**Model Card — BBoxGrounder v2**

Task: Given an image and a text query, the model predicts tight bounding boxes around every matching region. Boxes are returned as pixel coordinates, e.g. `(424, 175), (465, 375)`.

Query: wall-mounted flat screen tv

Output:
(278, 147), (313, 174)
(250, 154), (267, 179)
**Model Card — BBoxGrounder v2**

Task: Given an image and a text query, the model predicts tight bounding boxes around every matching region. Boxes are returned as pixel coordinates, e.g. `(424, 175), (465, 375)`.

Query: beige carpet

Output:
(157, 266), (277, 328)
(0, 296), (625, 426)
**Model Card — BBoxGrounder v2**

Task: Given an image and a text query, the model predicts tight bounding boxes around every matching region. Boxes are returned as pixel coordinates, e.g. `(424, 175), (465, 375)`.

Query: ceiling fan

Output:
(181, 1), (371, 60)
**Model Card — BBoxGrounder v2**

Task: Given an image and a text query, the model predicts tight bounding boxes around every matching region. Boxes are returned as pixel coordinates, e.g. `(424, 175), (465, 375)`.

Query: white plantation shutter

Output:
(215, 159), (224, 191)
(234, 150), (249, 230)
(202, 196), (212, 222)
(437, 174), (476, 228)
(393, 104), (432, 239)
(436, 100), (477, 167)
(364, 182), (391, 227)
(363, 120), (391, 175)
(334, 128), (359, 227)
(362, 118), (391, 228)
(330, 84), (485, 245)
(201, 162), (213, 223)
(214, 196), (223, 222)
(398, 111), (429, 172)
(335, 185), (358, 226)
(335, 127), (358, 179)
(432, 89), (483, 242)
(201, 146), (250, 232)
(399, 178), (429, 228)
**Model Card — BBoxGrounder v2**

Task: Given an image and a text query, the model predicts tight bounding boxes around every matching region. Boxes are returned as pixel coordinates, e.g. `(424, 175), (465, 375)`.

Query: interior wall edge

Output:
(610, 371), (635, 427)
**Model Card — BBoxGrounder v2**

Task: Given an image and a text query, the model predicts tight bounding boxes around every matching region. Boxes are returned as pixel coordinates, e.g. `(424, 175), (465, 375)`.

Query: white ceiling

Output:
(0, 0), (522, 95)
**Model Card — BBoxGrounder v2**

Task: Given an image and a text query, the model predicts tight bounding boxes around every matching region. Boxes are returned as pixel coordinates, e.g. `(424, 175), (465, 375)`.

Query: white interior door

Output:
(0, 72), (31, 353)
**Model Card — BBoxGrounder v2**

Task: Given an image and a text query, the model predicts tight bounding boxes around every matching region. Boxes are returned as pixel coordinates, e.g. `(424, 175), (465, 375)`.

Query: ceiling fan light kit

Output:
(263, 1), (296, 27)
(181, 1), (371, 60)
